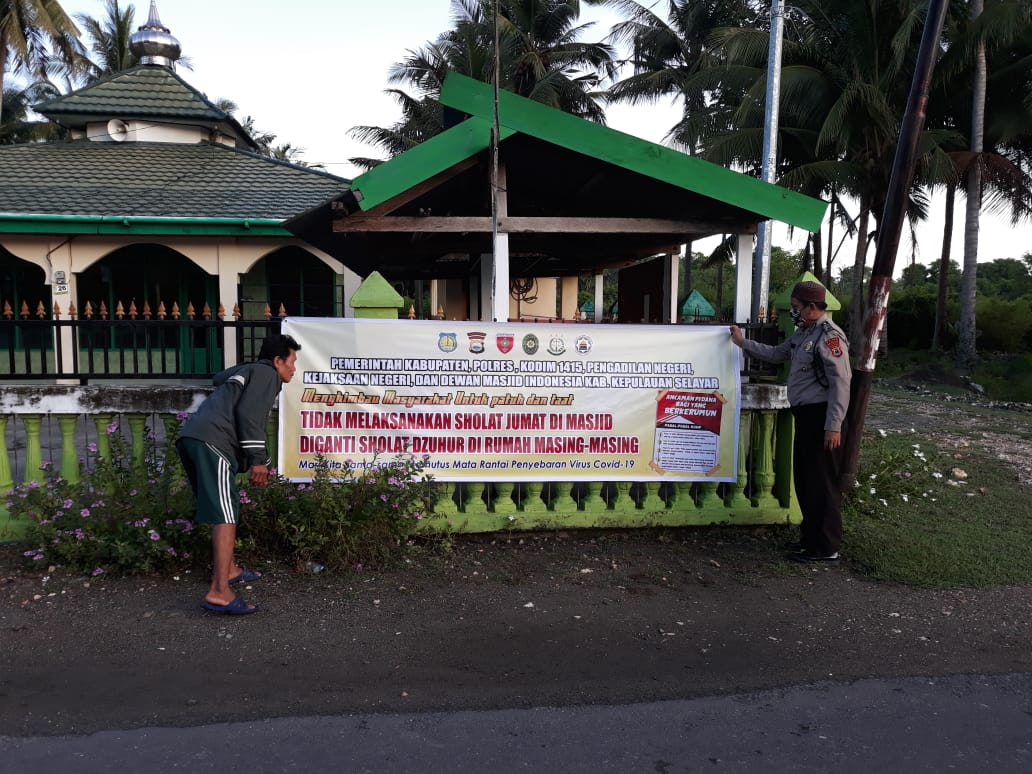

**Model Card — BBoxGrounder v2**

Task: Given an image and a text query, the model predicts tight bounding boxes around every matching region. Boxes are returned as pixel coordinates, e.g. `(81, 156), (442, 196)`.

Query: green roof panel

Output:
(440, 73), (827, 232)
(352, 117), (515, 211)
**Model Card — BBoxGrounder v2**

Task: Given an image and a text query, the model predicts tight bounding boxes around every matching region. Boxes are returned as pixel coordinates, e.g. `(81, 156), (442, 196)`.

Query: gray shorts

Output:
(176, 437), (241, 525)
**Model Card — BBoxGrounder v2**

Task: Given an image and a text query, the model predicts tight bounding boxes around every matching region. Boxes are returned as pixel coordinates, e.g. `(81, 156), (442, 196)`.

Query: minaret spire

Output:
(129, 1), (182, 68)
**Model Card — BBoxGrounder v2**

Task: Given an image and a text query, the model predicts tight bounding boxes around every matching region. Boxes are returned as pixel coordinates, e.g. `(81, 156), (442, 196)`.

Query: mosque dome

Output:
(129, 1), (181, 68)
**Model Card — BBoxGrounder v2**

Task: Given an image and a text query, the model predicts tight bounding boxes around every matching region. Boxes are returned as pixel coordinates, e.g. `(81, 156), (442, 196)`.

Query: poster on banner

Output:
(279, 318), (742, 482)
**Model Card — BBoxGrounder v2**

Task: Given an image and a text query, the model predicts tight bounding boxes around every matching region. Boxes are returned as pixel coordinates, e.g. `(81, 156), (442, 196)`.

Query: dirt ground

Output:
(1, 388), (1030, 737)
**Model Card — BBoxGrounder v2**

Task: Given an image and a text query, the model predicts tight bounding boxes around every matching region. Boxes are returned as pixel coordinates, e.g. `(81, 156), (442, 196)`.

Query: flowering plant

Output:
(14, 416), (439, 577)
(13, 420), (201, 575)
(239, 453), (437, 572)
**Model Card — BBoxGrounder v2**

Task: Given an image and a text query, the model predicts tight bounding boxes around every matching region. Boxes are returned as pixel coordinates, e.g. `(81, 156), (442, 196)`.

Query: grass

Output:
(842, 429), (1032, 587)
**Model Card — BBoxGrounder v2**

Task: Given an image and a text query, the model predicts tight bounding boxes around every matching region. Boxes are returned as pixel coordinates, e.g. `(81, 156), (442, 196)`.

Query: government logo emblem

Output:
(574, 335), (592, 354)
(438, 332), (458, 353)
(496, 333), (515, 354)
(467, 331), (486, 354)
(547, 334), (566, 356)
(522, 333), (539, 355)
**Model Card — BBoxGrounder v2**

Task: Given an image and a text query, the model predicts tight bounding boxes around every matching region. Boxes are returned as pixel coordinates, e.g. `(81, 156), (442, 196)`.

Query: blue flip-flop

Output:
(201, 596), (258, 615)
(229, 567), (262, 585)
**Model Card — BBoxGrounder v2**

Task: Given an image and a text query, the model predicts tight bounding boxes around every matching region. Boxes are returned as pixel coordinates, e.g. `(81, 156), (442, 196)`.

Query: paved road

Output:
(2, 673), (1029, 773)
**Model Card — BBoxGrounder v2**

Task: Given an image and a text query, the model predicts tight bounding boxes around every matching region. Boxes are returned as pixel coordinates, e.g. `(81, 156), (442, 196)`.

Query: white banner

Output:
(280, 318), (741, 482)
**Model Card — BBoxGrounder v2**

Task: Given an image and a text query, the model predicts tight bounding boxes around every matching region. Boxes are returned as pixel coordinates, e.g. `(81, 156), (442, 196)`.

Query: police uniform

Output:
(739, 308), (851, 558)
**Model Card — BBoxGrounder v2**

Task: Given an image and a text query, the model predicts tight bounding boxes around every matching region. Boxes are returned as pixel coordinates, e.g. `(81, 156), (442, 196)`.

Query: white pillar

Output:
(217, 270), (239, 366)
(664, 252), (679, 323)
(469, 273), (481, 321)
(479, 255), (493, 322)
(491, 163), (510, 323)
(339, 267), (362, 317)
(50, 242), (76, 383)
(560, 276), (579, 320)
(593, 272), (604, 322)
(734, 233), (754, 323)
(429, 279), (441, 319)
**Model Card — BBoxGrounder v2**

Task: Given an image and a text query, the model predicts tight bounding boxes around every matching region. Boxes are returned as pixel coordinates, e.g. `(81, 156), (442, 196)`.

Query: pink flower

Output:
(80, 508), (90, 518)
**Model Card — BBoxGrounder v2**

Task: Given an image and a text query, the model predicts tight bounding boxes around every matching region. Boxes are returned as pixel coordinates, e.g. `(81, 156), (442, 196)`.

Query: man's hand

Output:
(729, 325), (745, 347)
(249, 464), (270, 487)
(824, 431), (842, 450)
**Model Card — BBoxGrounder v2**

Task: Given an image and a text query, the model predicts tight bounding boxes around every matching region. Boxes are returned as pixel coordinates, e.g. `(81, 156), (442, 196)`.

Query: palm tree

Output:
(0, 0), (88, 124)
(213, 99), (310, 166)
(603, 1), (975, 348)
(0, 77), (59, 142)
(942, 0), (1032, 368)
(925, 4), (1032, 354)
(349, 0), (617, 168)
(598, 0), (760, 152)
(75, 0), (136, 81)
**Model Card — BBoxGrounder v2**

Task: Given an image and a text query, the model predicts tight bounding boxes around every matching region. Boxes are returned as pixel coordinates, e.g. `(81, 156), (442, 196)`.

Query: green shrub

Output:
(13, 420), (439, 577)
(975, 295), (1032, 353)
(238, 453), (438, 573)
(13, 420), (202, 576)
(971, 353), (1032, 403)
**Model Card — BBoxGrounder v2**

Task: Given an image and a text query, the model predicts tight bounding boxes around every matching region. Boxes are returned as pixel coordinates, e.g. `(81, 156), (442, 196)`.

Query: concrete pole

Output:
(734, 233), (755, 322)
(752, 0), (785, 321)
(491, 162), (510, 322)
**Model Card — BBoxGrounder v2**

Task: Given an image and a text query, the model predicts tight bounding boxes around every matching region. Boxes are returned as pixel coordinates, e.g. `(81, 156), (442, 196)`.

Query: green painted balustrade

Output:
(0, 384), (798, 541)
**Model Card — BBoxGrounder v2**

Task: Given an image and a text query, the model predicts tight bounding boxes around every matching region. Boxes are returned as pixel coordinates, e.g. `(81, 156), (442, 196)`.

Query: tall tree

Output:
(349, 0), (616, 169)
(944, 0), (1032, 368)
(0, 0), (88, 124)
(958, 0), (987, 370)
(75, 0), (136, 81)
(0, 77), (58, 141)
(605, 1), (961, 344)
(598, 0), (760, 152)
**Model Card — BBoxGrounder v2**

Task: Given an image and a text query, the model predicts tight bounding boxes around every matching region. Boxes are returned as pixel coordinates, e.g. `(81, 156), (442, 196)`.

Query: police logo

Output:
(438, 332), (458, 353)
(522, 333), (539, 355)
(467, 331), (486, 354)
(547, 334), (566, 356)
(824, 336), (844, 358)
(496, 333), (515, 354)
(803, 341), (814, 352)
(574, 335), (592, 354)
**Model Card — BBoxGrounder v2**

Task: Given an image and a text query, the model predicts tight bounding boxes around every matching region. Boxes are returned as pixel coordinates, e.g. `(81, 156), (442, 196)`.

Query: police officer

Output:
(730, 281), (851, 561)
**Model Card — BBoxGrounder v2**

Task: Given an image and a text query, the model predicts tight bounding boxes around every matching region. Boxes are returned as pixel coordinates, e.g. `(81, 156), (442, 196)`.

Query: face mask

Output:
(789, 306), (803, 326)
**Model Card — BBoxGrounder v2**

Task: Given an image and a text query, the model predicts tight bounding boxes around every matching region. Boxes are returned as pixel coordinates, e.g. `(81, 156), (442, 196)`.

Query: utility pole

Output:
(840, 0), (951, 488)
(752, 0), (784, 322)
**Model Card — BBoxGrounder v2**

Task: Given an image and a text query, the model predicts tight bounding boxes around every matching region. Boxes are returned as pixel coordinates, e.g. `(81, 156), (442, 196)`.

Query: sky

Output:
(54, 0), (1031, 272)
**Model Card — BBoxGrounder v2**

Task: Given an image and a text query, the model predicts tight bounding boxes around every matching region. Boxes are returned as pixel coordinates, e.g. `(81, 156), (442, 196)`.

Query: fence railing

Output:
(0, 318), (281, 382)
(0, 383), (797, 540)
(1, 310), (780, 383)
